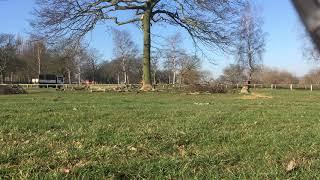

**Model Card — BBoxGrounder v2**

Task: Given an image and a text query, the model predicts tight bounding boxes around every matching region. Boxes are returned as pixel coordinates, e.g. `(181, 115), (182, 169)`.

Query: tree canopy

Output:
(32, 0), (246, 90)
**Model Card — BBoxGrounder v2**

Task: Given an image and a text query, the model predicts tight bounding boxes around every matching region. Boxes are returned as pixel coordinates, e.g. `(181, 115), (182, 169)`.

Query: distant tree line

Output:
(2, 30), (320, 86)
(218, 64), (320, 85)
(0, 31), (210, 85)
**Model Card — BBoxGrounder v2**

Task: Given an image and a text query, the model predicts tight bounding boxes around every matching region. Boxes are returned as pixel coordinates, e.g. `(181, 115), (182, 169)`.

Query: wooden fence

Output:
(0, 83), (319, 91)
(0, 84), (125, 89)
(226, 83), (317, 91)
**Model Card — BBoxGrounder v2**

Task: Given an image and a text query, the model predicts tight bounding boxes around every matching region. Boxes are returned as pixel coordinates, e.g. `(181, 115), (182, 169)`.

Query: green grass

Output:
(1, 89), (320, 179)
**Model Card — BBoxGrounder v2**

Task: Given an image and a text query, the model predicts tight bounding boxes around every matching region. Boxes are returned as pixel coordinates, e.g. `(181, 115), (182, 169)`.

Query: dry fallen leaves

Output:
(128, 146), (137, 152)
(178, 145), (186, 157)
(286, 159), (298, 172)
(194, 102), (210, 106)
(62, 168), (71, 174)
(240, 93), (272, 100)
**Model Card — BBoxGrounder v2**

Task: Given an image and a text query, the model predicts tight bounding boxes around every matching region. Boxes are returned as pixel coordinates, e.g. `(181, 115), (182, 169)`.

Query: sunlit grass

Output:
(1, 89), (320, 178)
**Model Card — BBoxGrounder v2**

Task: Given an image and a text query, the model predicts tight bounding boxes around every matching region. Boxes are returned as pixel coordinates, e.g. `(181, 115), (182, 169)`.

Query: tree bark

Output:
(173, 71), (176, 85)
(78, 66), (81, 85)
(10, 72), (13, 83)
(248, 71), (252, 90)
(68, 70), (71, 84)
(141, 8), (153, 91)
(0, 73), (3, 84)
(117, 73), (120, 85)
(173, 57), (176, 85)
(127, 74), (130, 84)
(37, 43), (41, 76)
(122, 57), (127, 84)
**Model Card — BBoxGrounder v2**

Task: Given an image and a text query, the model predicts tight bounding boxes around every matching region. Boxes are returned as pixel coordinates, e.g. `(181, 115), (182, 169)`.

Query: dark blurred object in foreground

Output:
(293, 0), (320, 50)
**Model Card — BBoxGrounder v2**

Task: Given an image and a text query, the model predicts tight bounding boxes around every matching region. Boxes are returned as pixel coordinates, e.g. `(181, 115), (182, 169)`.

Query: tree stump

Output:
(240, 80), (251, 94)
(240, 85), (250, 94)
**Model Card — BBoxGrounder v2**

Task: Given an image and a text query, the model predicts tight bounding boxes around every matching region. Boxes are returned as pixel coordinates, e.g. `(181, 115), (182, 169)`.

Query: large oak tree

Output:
(32, 0), (245, 90)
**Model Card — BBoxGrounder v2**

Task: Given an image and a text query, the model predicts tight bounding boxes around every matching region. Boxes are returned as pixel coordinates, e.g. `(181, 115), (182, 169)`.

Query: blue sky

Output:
(0, 0), (319, 78)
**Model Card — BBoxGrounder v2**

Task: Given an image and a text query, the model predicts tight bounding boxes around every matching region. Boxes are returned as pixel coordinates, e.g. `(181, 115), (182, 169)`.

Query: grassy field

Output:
(1, 89), (320, 179)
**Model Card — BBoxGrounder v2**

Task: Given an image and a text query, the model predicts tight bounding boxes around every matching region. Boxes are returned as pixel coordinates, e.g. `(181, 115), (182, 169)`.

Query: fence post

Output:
(254, 84), (256, 89)
(290, 84), (293, 91)
(271, 84), (273, 89)
(311, 84), (313, 92)
(237, 84), (239, 89)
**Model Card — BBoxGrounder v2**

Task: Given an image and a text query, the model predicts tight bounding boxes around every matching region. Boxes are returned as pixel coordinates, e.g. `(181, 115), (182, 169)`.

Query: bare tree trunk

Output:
(141, 7), (152, 90)
(173, 58), (176, 85)
(122, 57), (127, 84)
(241, 72), (252, 94)
(10, 72), (13, 84)
(248, 71), (252, 90)
(0, 73), (3, 84)
(78, 66), (81, 85)
(27, 75), (30, 84)
(173, 71), (176, 85)
(127, 74), (130, 84)
(37, 43), (41, 76)
(117, 73), (120, 85)
(68, 70), (71, 84)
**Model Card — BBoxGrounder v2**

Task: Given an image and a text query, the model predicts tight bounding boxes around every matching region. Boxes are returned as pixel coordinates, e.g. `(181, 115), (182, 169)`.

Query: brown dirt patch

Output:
(239, 93), (272, 100)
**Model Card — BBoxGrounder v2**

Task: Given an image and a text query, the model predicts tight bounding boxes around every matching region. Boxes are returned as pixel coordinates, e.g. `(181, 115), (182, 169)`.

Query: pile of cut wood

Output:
(0, 85), (27, 95)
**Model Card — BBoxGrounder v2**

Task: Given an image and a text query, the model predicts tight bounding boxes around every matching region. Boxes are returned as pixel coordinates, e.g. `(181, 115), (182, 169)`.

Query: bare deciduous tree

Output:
(219, 64), (246, 84)
(151, 49), (161, 85)
(300, 68), (320, 84)
(32, 0), (245, 90)
(178, 53), (201, 85)
(30, 39), (46, 77)
(52, 39), (88, 84)
(164, 33), (184, 85)
(0, 34), (17, 83)
(112, 29), (138, 85)
(253, 67), (299, 85)
(235, 2), (266, 92)
(82, 48), (101, 82)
